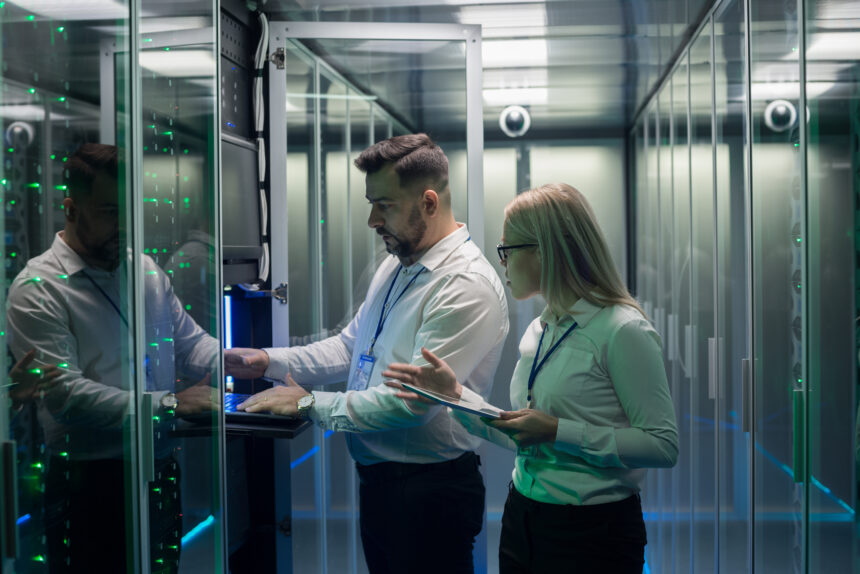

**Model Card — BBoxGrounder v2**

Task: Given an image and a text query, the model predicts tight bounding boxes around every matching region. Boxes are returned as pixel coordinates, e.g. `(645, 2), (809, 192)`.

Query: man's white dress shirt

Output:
(263, 224), (509, 465)
(454, 298), (678, 505)
(6, 232), (219, 460)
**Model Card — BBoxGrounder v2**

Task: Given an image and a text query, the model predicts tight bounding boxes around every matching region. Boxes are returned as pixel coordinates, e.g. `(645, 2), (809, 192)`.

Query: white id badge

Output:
(349, 353), (376, 391)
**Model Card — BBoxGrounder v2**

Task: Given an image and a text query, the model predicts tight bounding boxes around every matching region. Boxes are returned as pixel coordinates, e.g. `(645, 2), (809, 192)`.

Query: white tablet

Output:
(400, 383), (502, 419)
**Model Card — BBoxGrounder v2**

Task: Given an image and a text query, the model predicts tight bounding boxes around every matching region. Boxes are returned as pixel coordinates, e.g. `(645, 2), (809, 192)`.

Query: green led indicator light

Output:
(152, 487), (161, 493)
(797, 378), (803, 383)
(149, 342), (159, 347)
(183, 197), (190, 203)
(57, 274), (68, 279)
(27, 182), (40, 188)
(9, 252), (16, 258)
(62, 156), (68, 162)
(55, 185), (67, 190)
(1, 179), (7, 185)
(30, 368), (42, 375)
(26, 15), (35, 21)
(57, 96), (66, 102)
(32, 556), (46, 563)
(146, 270), (157, 275)
(144, 198), (157, 203)
(164, 47), (170, 51)
(162, 147), (168, 152)
(794, 143), (800, 147)
(28, 88), (35, 94)
(320, 219), (325, 224)
(183, 176), (189, 182)
(50, 154), (56, 159)
(178, 251), (184, 257)
(148, 124), (156, 128)
(143, 38), (153, 42)
(162, 131), (173, 135)
(31, 463), (42, 469)
(144, 248), (150, 254)
(795, 237), (802, 243)
(8, 147), (15, 153)
(796, 284), (802, 289)
(156, 559), (165, 564)
(59, 452), (68, 457)
(163, 338), (174, 342)
(58, 362), (69, 368)
(183, 149), (189, 154)
(153, 415), (160, 422)
(57, 26), (64, 33)
(9, 200), (16, 205)
(185, 304), (192, 311)
(162, 248), (168, 253)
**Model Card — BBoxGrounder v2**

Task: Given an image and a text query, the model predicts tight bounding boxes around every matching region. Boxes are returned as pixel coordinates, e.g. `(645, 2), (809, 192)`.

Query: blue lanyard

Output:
(80, 270), (129, 328)
(527, 320), (578, 402)
(369, 265), (424, 356)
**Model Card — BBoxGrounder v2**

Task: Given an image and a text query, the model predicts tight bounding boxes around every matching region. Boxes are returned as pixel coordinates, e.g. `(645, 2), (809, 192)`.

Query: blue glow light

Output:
(16, 514), (31, 525)
(181, 515), (215, 546)
(290, 430), (336, 469)
(291, 446), (319, 469)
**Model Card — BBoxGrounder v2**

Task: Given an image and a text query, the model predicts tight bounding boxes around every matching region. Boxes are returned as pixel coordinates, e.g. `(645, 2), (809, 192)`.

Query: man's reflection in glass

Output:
(6, 143), (219, 573)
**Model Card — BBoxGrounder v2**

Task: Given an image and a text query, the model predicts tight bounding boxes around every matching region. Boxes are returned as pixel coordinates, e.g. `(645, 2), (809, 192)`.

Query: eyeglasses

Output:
(496, 243), (538, 263)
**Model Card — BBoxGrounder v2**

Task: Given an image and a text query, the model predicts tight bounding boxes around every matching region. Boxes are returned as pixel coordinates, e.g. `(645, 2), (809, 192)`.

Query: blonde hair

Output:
(503, 183), (644, 318)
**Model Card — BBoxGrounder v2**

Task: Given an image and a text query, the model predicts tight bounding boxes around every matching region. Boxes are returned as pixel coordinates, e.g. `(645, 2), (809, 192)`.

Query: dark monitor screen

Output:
(221, 138), (262, 261)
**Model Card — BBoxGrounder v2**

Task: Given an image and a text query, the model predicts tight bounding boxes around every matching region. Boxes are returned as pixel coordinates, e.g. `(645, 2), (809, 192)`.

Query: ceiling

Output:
(0, 0), (714, 143)
(263, 0), (714, 140)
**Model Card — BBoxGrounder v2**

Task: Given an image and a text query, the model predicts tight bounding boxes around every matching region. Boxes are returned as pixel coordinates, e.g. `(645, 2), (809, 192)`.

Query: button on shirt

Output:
(263, 224), (509, 465)
(6, 233), (219, 460)
(454, 298), (678, 505)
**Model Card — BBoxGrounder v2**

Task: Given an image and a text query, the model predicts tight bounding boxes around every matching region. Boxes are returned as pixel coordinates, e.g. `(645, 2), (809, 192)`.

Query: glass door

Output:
(268, 21), (483, 574)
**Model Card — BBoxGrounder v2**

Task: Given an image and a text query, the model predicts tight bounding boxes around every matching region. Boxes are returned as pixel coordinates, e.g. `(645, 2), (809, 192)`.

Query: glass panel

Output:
(671, 54), (693, 574)
(279, 33), (476, 573)
(283, 42), (324, 574)
(714, 1), (751, 571)
(137, 6), (225, 570)
(656, 83), (674, 574)
(689, 22), (717, 574)
(748, 1), (805, 571)
(1, 3), (141, 572)
(319, 71), (354, 574)
(640, 103), (661, 569)
(804, 0), (859, 571)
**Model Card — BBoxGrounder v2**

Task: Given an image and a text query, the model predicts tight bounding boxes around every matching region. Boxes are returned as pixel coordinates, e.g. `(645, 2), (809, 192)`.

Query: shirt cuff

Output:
(555, 417), (586, 454)
(308, 390), (336, 429)
(262, 347), (290, 382)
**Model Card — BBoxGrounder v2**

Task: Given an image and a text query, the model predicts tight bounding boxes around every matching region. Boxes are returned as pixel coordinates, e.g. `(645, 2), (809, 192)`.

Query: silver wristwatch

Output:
(296, 393), (315, 418)
(160, 392), (178, 410)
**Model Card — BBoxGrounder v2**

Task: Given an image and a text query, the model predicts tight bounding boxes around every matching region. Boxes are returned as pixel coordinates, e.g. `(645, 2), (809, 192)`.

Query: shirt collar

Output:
(411, 223), (470, 273)
(539, 294), (604, 329)
(51, 231), (89, 276)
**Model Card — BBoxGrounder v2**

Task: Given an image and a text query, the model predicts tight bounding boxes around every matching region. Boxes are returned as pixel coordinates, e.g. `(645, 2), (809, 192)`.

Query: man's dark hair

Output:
(354, 133), (449, 194)
(65, 143), (119, 201)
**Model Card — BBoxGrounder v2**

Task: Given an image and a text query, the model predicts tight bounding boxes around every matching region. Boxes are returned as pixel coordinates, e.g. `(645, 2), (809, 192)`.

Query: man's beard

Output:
(379, 204), (427, 259)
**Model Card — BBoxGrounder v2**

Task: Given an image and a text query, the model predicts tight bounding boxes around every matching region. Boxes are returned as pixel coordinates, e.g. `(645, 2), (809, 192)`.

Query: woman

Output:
(383, 183), (678, 574)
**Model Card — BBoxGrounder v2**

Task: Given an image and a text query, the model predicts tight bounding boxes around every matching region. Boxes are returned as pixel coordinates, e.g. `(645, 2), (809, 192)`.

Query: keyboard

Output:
(224, 392), (251, 413)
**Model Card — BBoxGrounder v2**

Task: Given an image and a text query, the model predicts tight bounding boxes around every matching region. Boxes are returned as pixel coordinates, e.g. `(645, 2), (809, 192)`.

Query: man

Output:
(226, 133), (509, 574)
(6, 143), (219, 573)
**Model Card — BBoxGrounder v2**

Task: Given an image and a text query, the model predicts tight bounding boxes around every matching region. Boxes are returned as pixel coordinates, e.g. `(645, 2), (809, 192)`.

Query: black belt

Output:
(356, 451), (480, 484)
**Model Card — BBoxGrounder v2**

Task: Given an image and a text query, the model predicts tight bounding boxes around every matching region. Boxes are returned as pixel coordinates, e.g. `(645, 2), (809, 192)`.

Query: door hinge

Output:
(269, 47), (285, 70)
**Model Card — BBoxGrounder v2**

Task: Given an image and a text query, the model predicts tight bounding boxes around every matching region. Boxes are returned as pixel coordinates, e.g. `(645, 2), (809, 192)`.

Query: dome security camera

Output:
(764, 99), (797, 133)
(499, 105), (531, 138)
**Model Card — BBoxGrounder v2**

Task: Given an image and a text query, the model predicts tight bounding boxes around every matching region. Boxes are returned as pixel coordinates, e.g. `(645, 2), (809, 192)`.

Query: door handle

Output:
(741, 358), (750, 433)
(142, 393), (155, 483)
(708, 337), (717, 400)
(793, 389), (804, 483)
(684, 324), (693, 379)
(2, 440), (18, 559)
